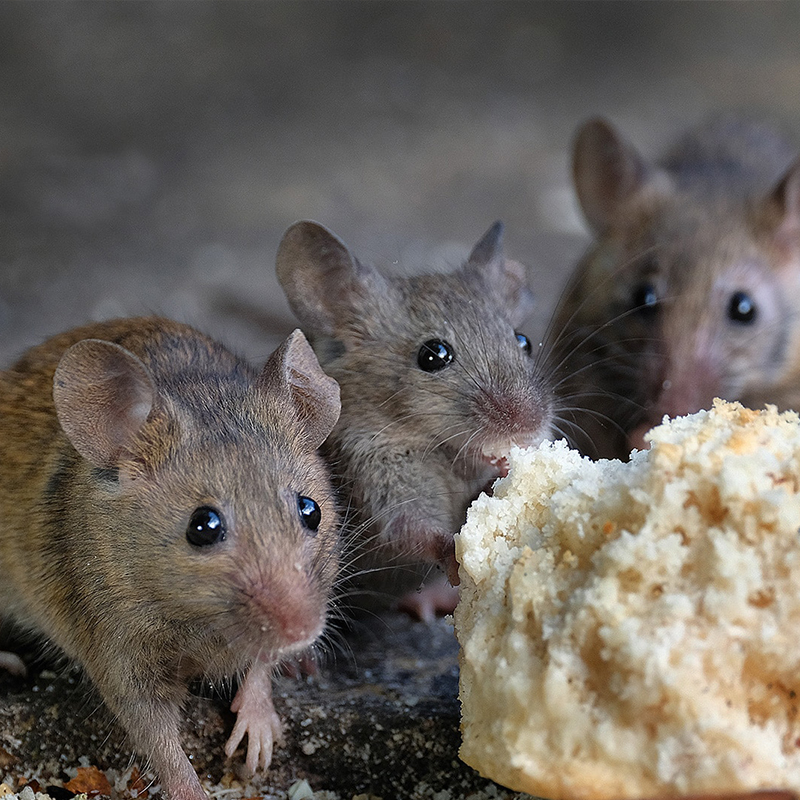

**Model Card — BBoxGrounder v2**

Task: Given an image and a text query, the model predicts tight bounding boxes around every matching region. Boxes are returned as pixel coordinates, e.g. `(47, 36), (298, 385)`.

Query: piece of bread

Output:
(454, 400), (800, 800)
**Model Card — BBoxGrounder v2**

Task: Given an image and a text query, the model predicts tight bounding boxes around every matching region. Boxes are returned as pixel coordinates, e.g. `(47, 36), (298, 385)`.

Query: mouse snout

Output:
(246, 570), (326, 653)
(629, 351), (723, 456)
(475, 385), (550, 449)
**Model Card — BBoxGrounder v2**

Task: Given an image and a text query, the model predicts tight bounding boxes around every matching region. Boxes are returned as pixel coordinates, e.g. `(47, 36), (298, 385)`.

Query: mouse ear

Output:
(762, 157), (800, 242)
(259, 329), (341, 451)
(466, 220), (505, 271)
(573, 117), (655, 234)
(53, 339), (156, 468)
(463, 221), (536, 326)
(276, 220), (384, 337)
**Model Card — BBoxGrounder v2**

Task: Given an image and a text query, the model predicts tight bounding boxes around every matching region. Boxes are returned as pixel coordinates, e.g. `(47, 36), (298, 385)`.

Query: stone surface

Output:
(0, 614), (521, 799)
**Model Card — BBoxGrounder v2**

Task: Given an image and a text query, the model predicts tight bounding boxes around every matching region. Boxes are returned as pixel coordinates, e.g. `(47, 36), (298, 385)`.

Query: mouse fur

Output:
(276, 221), (552, 616)
(0, 316), (341, 800)
(551, 115), (800, 460)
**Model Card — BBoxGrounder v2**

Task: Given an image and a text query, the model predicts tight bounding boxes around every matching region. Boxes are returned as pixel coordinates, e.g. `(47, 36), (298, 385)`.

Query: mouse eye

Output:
(515, 332), (532, 356)
(417, 339), (454, 372)
(728, 290), (757, 324)
(297, 495), (321, 534)
(186, 506), (227, 547)
(631, 281), (658, 318)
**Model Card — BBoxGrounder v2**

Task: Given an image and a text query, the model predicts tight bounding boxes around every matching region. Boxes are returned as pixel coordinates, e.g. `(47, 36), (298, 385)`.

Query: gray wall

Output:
(2, 2), (798, 363)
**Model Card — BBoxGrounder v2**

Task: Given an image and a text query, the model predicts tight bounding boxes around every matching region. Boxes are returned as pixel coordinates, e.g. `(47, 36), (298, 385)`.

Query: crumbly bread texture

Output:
(454, 399), (800, 800)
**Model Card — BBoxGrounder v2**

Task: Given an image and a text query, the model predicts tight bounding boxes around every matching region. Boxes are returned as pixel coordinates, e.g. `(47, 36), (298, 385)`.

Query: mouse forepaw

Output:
(0, 651), (27, 677)
(247, 708), (282, 774)
(279, 650), (318, 679)
(397, 577), (459, 622)
(225, 697), (282, 775)
(225, 662), (283, 774)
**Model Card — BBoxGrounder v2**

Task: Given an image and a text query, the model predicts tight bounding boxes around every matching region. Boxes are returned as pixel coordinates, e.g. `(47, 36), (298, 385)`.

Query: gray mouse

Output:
(0, 316), (341, 800)
(551, 116), (800, 460)
(276, 221), (552, 619)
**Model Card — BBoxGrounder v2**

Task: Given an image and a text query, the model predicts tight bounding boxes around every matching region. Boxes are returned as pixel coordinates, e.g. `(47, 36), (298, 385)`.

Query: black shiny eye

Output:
(515, 332), (532, 356)
(632, 282), (658, 317)
(186, 506), (226, 547)
(728, 290), (756, 324)
(417, 339), (454, 372)
(298, 495), (321, 534)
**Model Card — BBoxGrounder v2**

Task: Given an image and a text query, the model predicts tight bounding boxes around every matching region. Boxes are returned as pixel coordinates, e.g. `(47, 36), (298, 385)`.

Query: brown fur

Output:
(0, 317), (341, 799)
(551, 116), (800, 460)
(276, 221), (552, 611)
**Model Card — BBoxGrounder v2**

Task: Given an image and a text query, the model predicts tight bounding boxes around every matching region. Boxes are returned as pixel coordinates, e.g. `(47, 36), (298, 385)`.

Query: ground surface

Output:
(0, 613), (521, 800)
(2, 3), (800, 799)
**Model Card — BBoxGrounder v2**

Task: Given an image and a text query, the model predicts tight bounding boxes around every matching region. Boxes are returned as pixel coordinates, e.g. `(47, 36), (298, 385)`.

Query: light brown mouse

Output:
(0, 316), (341, 800)
(551, 115), (800, 460)
(276, 221), (552, 619)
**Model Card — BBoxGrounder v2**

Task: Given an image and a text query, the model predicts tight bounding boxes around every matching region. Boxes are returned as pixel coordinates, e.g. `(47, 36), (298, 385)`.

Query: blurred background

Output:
(1, 1), (799, 365)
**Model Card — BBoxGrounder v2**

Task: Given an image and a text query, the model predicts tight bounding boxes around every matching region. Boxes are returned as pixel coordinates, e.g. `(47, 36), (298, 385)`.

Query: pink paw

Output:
(280, 651), (318, 679)
(0, 651), (26, 677)
(224, 663), (282, 774)
(397, 577), (458, 623)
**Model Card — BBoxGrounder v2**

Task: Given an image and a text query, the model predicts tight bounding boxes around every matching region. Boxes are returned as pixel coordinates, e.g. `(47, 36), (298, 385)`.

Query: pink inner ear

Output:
(772, 159), (800, 240)
(53, 339), (155, 468)
(289, 366), (340, 451)
(573, 118), (650, 233)
(275, 220), (362, 338)
(259, 330), (341, 451)
(500, 258), (536, 326)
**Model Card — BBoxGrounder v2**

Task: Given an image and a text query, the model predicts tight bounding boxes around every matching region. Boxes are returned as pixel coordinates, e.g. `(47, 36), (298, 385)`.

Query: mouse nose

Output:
(476, 385), (550, 442)
(251, 576), (325, 652)
(274, 615), (319, 649)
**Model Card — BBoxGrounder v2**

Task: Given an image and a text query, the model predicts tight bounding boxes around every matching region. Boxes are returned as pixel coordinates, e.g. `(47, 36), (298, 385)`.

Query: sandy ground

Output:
(2, 2), (800, 798)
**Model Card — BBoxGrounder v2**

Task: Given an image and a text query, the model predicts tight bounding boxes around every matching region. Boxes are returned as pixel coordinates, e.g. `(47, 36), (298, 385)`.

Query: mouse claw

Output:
(225, 662), (283, 774)
(242, 708), (282, 774)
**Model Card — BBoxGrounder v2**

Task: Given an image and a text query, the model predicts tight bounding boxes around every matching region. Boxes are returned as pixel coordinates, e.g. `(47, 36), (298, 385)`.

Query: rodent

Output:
(551, 115), (800, 460)
(0, 316), (341, 800)
(276, 220), (552, 618)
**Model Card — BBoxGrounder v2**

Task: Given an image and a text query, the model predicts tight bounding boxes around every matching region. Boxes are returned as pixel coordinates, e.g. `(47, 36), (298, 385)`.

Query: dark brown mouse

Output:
(0, 317), (341, 800)
(551, 116), (800, 460)
(276, 221), (552, 618)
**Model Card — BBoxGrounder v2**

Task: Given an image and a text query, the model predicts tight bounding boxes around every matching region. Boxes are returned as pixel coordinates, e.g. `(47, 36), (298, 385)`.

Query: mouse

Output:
(0, 316), (341, 800)
(275, 220), (552, 620)
(550, 115), (800, 460)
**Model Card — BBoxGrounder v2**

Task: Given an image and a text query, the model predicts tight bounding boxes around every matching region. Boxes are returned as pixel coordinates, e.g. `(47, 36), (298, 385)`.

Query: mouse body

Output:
(276, 221), (552, 617)
(0, 316), (341, 800)
(552, 116), (800, 459)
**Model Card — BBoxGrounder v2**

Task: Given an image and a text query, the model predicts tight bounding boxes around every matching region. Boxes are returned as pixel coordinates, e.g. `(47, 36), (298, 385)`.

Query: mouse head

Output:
(276, 221), (552, 473)
(52, 328), (341, 670)
(566, 117), (800, 444)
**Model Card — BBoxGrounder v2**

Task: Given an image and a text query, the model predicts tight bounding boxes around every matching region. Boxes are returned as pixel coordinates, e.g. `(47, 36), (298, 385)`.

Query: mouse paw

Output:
(397, 576), (458, 623)
(279, 650), (318, 679)
(0, 651), (27, 677)
(225, 662), (283, 774)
